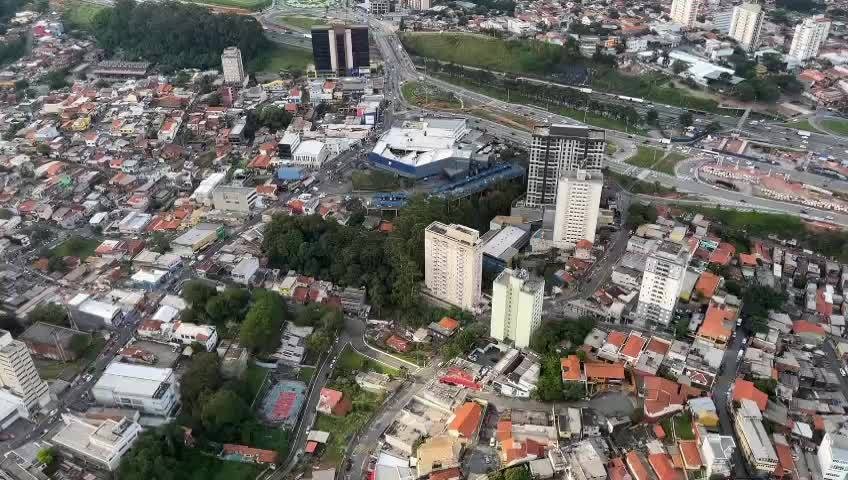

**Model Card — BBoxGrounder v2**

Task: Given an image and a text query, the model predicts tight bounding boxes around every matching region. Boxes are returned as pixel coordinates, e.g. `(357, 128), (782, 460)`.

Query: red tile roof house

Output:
(385, 334), (411, 353)
(649, 453), (682, 480)
(221, 444), (279, 465)
(447, 402), (484, 442)
(619, 332), (648, 366)
(732, 378), (768, 411)
(642, 376), (701, 421)
(317, 388), (352, 417)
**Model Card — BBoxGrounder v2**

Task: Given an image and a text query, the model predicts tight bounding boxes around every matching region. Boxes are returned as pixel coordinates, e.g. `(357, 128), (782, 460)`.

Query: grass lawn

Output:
(187, 0), (270, 10)
(297, 366), (315, 383)
(784, 118), (824, 134)
(248, 44), (312, 74)
(432, 73), (643, 134)
(184, 455), (263, 480)
(821, 118), (848, 136)
(337, 346), (399, 377)
(351, 170), (403, 191)
(661, 414), (695, 440)
(244, 362), (269, 405)
(51, 236), (99, 260)
(607, 171), (676, 196)
(606, 143), (619, 155)
(625, 146), (686, 175)
(401, 80), (461, 109)
(313, 389), (382, 466)
(62, 1), (105, 30)
(277, 15), (323, 30)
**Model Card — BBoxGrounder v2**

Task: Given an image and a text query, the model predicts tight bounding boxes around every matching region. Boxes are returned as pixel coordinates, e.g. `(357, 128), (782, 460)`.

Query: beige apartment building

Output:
(424, 222), (483, 311)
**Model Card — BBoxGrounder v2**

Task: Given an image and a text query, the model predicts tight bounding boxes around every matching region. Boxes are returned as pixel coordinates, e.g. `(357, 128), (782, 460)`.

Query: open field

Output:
(276, 15), (323, 30)
(35, 336), (106, 381)
(62, 1), (105, 30)
(660, 414), (695, 441)
(402, 32), (724, 113)
(313, 389), (382, 465)
(821, 118), (848, 136)
(625, 146), (686, 175)
(337, 346), (399, 376)
(607, 170), (677, 196)
(784, 118), (823, 134)
(249, 44), (313, 73)
(297, 366), (315, 383)
(51, 236), (100, 260)
(401, 80), (461, 109)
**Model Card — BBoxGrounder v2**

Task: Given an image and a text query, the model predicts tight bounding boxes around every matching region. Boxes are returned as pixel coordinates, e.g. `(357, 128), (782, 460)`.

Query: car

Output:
(841, 368), (847, 377)
(736, 318), (743, 327)
(489, 437), (496, 447)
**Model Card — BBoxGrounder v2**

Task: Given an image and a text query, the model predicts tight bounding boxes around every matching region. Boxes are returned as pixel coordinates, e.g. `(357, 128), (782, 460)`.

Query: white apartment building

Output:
(292, 140), (330, 169)
(699, 432), (736, 478)
(789, 15), (831, 62)
(92, 363), (180, 417)
(221, 47), (245, 85)
(404, 0), (431, 10)
(734, 399), (778, 474)
(636, 240), (690, 326)
(490, 269), (544, 348)
(729, 3), (764, 51)
(525, 125), (605, 208)
(670, 0), (700, 28)
(819, 432), (848, 480)
(51, 414), (142, 471)
(0, 330), (50, 414)
(424, 222), (483, 311)
(553, 170), (603, 247)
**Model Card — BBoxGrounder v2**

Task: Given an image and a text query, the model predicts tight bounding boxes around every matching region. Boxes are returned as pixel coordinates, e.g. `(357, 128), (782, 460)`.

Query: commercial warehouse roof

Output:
(94, 363), (173, 399)
(481, 226), (528, 260)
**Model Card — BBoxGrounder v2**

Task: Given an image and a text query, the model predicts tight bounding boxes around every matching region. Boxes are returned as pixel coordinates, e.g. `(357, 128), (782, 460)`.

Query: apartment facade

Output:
(552, 170), (603, 246)
(404, 0), (431, 9)
(670, 0), (700, 28)
(789, 15), (831, 62)
(525, 125), (605, 208)
(733, 399), (778, 474)
(212, 185), (257, 214)
(221, 47), (245, 85)
(490, 269), (544, 348)
(0, 330), (50, 414)
(729, 3), (764, 51)
(424, 222), (483, 311)
(636, 241), (690, 326)
(819, 432), (848, 480)
(310, 25), (370, 75)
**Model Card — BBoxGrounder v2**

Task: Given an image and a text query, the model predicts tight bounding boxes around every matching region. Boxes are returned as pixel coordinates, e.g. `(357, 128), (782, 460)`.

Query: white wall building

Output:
(424, 222), (483, 311)
(734, 399), (778, 474)
(191, 171), (227, 207)
(490, 269), (544, 348)
(789, 15), (831, 62)
(552, 170), (603, 247)
(819, 432), (848, 480)
(636, 240), (690, 326)
(51, 414), (142, 471)
(221, 47), (245, 85)
(404, 0), (431, 10)
(173, 322), (219, 352)
(0, 330), (50, 414)
(92, 363), (180, 417)
(699, 432), (736, 478)
(729, 3), (764, 51)
(231, 256), (259, 286)
(212, 185), (257, 214)
(0, 388), (29, 429)
(525, 125), (605, 208)
(670, 0), (700, 28)
(292, 140), (329, 169)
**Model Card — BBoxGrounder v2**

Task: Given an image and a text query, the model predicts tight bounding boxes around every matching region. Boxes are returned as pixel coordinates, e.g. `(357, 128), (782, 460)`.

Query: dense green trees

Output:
(27, 303), (69, 327)
(0, 36), (25, 66)
(263, 186), (522, 316)
(89, 0), (267, 71)
(257, 106), (293, 133)
(529, 317), (596, 355)
(148, 232), (170, 254)
(240, 290), (285, 353)
(201, 389), (249, 437)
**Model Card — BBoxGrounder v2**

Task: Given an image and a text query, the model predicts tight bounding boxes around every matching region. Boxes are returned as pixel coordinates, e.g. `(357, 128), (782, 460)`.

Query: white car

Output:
(841, 368), (847, 377)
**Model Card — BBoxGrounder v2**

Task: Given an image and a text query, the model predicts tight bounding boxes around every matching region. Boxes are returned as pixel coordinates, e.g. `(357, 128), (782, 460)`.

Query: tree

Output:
(27, 303), (68, 327)
(679, 111), (693, 127)
(181, 280), (217, 307)
(645, 109), (659, 125)
(69, 334), (91, 357)
(534, 354), (564, 401)
(42, 70), (69, 90)
(257, 106), (293, 132)
(14, 79), (28, 91)
(179, 351), (222, 419)
(671, 60), (689, 74)
(562, 381), (586, 401)
(240, 290), (285, 353)
(148, 232), (170, 254)
(36, 447), (55, 466)
(201, 389), (248, 436)
(734, 81), (756, 101)
(504, 467), (531, 480)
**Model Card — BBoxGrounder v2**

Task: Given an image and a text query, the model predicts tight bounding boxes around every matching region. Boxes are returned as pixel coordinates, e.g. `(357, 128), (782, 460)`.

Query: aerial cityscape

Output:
(1, 0), (848, 478)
